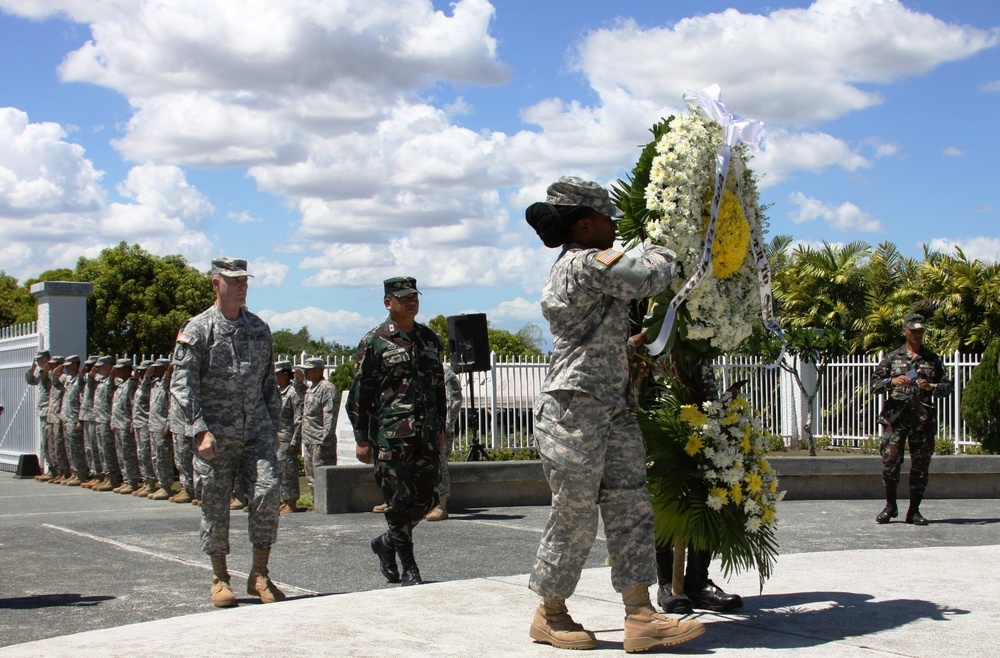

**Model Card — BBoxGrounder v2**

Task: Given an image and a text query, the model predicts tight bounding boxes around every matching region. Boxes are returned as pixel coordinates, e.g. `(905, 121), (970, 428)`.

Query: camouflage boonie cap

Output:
(114, 358), (132, 369)
(211, 257), (252, 278)
(50, 355), (65, 365)
(274, 360), (293, 373)
(904, 313), (925, 330)
(545, 176), (623, 218)
(96, 355), (114, 366)
(384, 276), (419, 297)
(304, 357), (326, 370)
(64, 355), (81, 364)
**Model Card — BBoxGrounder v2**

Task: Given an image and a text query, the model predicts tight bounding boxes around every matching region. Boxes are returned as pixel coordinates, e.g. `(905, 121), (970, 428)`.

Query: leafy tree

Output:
(961, 341), (1000, 453)
(0, 271), (37, 327)
(272, 326), (353, 360)
(856, 242), (919, 353)
(74, 242), (215, 356)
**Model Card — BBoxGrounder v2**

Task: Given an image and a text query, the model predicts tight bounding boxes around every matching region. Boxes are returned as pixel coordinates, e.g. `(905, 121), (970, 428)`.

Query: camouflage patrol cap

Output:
(50, 355), (65, 365)
(291, 363), (304, 372)
(274, 360), (293, 373)
(36, 350), (50, 359)
(153, 358), (171, 368)
(904, 313), (925, 330)
(64, 355), (81, 364)
(84, 356), (98, 366)
(211, 257), (252, 278)
(303, 357), (326, 370)
(545, 176), (623, 218)
(96, 355), (114, 366)
(114, 358), (132, 369)
(384, 276), (419, 297)
(136, 359), (154, 371)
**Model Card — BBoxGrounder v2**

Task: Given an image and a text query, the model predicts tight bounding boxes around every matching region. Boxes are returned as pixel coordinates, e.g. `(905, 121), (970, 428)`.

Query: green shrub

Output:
(765, 433), (787, 453)
(961, 341), (1000, 454)
(857, 435), (881, 455)
(449, 446), (538, 461)
(934, 436), (956, 455)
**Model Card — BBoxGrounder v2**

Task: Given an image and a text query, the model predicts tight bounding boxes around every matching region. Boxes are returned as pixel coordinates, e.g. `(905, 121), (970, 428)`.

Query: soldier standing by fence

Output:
(274, 360), (303, 514)
(25, 350), (54, 480)
(111, 359), (140, 494)
(91, 355), (120, 491)
(147, 358), (176, 501)
(301, 357), (338, 502)
(872, 313), (953, 526)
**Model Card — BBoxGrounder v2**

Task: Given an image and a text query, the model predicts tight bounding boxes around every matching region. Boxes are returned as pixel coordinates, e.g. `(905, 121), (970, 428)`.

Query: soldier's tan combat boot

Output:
(424, 496), (448, 521)
(279, 500), (298, 515)
(148, 486), (171, 500)
(371, 502), (388, 513)
(36, 470), (55, 482)
(63, 470), (85, 486)
(230, 495), (246, 510)
(132, 480), (150, 497)
(247, 545), (286, 603)
(170, 488), (193, 504)
(80, 475), (98, 489)
(529, 598), (597, 650)
(209, 555), (237, 608)
(95, 474), (120, 492)
(117, 481), (136, 495)
(621, 585), (705, 653)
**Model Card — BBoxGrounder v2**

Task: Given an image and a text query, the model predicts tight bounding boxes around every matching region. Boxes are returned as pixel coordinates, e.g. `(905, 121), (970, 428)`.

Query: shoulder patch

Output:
(176, 332), (194, 345)
(595, 249), (624, 266)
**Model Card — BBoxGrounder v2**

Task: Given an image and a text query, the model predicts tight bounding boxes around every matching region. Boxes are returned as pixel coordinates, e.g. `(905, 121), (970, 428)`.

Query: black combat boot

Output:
(685, 549), (743, 612)
(876, 486), (898, 524)
(905, 493), (928, 525)
(655, 544), (693, 614)
(395, 540), (423, 586)
(370, 532), (400, 583)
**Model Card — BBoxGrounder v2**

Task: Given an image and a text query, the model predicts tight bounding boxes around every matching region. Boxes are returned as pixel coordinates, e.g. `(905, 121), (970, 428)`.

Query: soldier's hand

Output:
(438, 432), (446, 452)
(356, 443), (372, 464)
(196, 431), (218, 460)
(273, 431), (280, 454)
(917, 378), (933, 391)
(891, 375), (910, 386)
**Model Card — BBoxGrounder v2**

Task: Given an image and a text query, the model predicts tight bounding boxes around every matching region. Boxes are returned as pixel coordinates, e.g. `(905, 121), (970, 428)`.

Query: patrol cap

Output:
(904, 313), (925, 330)
(153, 358), (171, 368)
(545, 176), (623, 219)
(36, 350), (51, 360)
(211, 257), (252, 278)
(384, 276), (420, 297)
(84, 356), (98, 366)
(50, 355), (65, 365)
(114, 358), (132, 369)
(274, 360), (293, 373)
(303, 357), (326, 370)
(96, 355), (114, 366)
(64, 355), (81, 364)
(292, 363), (304, 372)
(136, 359), (154, 371)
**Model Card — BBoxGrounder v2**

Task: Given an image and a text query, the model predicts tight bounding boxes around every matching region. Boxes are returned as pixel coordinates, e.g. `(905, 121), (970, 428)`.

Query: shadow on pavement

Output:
(0, 594), (115, 609)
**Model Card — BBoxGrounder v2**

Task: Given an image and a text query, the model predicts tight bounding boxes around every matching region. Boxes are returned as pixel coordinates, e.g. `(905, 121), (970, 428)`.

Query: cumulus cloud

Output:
(943, 146), (965, 157)
(923, 237), (1000, 263)
(979, 80), (1000, 92)
(755, 129), (870, 186)
(248, 258), (289, 287)
(788, 191), (883, 232)
(257, 305), (380, 346)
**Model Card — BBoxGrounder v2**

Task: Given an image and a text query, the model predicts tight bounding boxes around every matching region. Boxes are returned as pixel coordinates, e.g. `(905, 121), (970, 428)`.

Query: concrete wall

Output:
(314, 455), (1000, 513)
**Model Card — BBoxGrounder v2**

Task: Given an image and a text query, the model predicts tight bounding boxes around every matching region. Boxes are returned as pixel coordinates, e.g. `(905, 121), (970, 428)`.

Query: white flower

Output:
(707, 493), (725, 511)
(745, 517), (762, 534)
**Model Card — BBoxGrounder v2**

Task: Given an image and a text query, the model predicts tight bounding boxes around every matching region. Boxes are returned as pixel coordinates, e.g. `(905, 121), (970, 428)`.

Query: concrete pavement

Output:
(1, 475), (998, 657)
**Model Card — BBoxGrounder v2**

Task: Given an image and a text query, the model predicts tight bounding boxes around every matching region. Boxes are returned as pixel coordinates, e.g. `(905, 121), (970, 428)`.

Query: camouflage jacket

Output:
(79, 374), (98, 422)
(170, 305), (280, 442)
(111, 377), (137, 431)
(92, 374), (115, 425)
(347, 317), (446, 447)
(872, 344), (953, 426)
(47, 374), (65, 425)
(148, 375), (171, 436)
(277, 382), (303, 446)
(132, 377), (153, 430)
(443, 363), (463, 435)
(60, 373), (83, 423)
(25, 367), (50, 417)
(302, 378), (337, 446)
(541, 242), (676, 408)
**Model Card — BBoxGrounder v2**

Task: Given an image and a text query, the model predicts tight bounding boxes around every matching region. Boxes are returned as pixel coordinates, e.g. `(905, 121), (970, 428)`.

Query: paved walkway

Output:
(1, 476), (997, 657)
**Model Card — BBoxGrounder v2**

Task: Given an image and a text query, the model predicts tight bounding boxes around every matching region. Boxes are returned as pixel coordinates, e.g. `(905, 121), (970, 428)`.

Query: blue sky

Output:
(1, 0), (998, 349)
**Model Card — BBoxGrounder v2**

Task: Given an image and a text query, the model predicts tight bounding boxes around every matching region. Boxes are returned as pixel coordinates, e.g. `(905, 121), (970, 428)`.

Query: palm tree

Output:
(856, 242), (919, 353)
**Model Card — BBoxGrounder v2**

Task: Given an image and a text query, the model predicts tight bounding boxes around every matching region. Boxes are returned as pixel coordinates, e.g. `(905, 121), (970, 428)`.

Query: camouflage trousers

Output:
(374, 439), (439, 549)
(173, 433), (194, 492)
(135, 427), (155, 480)
(96, 423), (119, 476)
(277, 440), (301, 503)
(530, 390), (657, 600)
(193, 434), (280, 555)
(880, 419), (935, 499)
(304, 442), (337, 495)
(83, 421), (101, 474)
(438, 432), (454, 499)
(151, 427), (175, 487)
(48, 421), (69, 471)
(37, 418), (52, 471)
(114, 427), (142, 484)
(63, 421), (88, 472)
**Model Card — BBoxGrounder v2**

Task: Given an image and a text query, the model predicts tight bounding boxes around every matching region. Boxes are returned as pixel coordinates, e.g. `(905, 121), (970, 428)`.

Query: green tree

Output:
(0, 271), (37, 327)
(961, 341), (1000, 453)
(74, 242), (215, 356)
(856, 242), (919, 353)
(272, 326), (353, 360)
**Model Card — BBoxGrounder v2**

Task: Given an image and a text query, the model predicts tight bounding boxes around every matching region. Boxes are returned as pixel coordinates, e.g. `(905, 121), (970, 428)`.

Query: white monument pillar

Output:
(30, 281), (94, 358)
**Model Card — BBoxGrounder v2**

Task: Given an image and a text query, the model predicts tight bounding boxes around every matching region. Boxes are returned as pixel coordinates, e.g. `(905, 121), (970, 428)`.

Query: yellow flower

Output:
(684, 434), (704, 456)
(759, 459), (772, 474)
(746, 472), (763, 494)
(680, 405), (708, 426)
(740, 434), (751, 454)
(729, 483), (743, 504)
(723, 412), (739, 425)
(762, 505), (776, 524)
(702, 186), (750, 279)
(769, 480), (777, 494)
(709, 486), (729, 503)
(732, 396), (750, 411)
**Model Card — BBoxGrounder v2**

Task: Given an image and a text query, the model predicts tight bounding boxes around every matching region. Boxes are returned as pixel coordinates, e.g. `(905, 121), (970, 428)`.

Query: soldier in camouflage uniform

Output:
(91, 355), (121, 491)
(348, 276), (446, 587)
(166, 363), (197, 505)
(46, 356), (70, 482)
(170, 257), (285, 608)
(274, 360), (303, 514)
(111, 359), (141, 494)
(147, 358), (176, 501)
(79, 357), (102, 488)
(523, 177), (704, 652)
(131, 360), (158, 497)
(424, 362), (462, 521)
(59, 355), (89, 486)
(301, 357), (338, 500)
(291, 364), (308, 398)
(25, 350), (55, 480)
(872, 313), (953, 526)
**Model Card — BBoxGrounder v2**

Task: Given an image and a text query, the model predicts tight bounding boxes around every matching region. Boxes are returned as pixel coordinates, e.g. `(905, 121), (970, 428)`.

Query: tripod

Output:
(461, 367), (491, 462)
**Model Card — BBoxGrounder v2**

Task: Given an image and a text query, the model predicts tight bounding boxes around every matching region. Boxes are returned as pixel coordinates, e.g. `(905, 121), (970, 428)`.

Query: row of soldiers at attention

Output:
(24, 348), (346, 514)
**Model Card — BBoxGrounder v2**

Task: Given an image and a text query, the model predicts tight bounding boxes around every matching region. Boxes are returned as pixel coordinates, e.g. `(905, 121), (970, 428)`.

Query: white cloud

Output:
(788, 191), (883, 232)
(923, 237), (1000, 263)
(979, 80), (1000, 92)
(943, 146), (965, 157)
(248, 258), (289, 287)
(755, 129), (870, 186)
(257, 305), (380, 347)
(488, 297), (542, 324)
(117, 163), (214, 227)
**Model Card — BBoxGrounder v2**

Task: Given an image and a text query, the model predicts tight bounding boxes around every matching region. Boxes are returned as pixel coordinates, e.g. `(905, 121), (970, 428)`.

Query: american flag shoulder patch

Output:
(176, 332), (194, 345)
(595, 249), (623, 266)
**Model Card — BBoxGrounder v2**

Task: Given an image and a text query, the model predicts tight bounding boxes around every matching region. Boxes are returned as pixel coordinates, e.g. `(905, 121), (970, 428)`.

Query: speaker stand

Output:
(462, 370), (491, 461)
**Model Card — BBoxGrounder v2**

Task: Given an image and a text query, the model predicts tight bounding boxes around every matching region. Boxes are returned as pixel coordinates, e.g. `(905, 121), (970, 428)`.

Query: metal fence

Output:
(0, 323), (42, 472)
